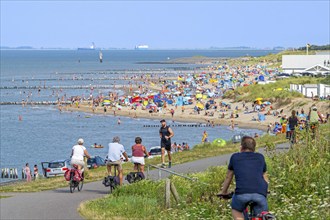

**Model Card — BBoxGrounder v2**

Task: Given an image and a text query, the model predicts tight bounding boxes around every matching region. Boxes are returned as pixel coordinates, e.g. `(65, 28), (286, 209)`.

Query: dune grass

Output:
(79, 124), (330, 219)
(223, 77), (324, 104)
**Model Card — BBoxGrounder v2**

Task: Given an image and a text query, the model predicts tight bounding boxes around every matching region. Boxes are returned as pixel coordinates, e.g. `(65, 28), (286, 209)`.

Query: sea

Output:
(0, 49), (278, 181)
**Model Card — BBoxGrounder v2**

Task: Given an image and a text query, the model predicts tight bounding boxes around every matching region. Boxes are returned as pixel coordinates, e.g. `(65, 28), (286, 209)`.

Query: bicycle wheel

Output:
(77, 180), (83, 191)
(78, 172), (84, 191)
(69, 172), (75, 193)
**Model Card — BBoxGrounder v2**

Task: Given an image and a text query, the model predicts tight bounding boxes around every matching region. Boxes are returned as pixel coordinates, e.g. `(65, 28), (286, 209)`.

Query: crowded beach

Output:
(62, 62), (329, 136)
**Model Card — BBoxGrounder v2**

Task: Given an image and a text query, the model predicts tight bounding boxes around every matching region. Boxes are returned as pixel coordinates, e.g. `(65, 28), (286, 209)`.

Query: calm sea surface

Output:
(0, 50), (277, 180)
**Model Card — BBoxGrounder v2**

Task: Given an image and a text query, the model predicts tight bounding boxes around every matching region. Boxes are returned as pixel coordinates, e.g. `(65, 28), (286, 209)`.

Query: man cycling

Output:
(71, 138), (91, 173)
(220, 136), (269, 220)
(106, 136), (129, 186)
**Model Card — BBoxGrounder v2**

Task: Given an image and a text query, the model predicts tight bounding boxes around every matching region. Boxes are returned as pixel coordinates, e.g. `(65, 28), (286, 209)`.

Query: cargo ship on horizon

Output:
(135, 45), (149, 50)
(77, 42), (96, 50)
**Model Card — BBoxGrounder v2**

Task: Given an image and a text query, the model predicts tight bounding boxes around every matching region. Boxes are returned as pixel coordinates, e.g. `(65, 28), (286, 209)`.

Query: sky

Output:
(1, 1), (329, 49)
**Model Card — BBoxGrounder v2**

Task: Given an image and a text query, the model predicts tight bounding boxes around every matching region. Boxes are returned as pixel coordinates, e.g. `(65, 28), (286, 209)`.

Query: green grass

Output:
(79, 124), (329, 220)
(223, 77), (324, 104)
(0, 195), (11, 199)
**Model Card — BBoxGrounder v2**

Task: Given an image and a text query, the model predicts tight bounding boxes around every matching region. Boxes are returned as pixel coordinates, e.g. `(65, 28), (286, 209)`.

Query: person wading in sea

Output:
(159, 119), (174, 168)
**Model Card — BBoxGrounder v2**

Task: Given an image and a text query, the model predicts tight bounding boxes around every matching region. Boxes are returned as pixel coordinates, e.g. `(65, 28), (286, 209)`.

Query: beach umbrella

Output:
(213, 138), (226, 147)
(196, 102), (204, 110)
(196, 94), (203, 99)
(132, 97), (142, 103)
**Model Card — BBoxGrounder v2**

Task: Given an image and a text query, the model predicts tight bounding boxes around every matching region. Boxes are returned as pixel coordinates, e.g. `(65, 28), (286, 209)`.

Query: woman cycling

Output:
(71, 138), (91, 172)
(131, 137), (149, 173)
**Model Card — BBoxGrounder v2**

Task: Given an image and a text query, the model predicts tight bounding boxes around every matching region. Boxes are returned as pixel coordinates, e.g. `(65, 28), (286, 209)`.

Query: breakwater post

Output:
(1, 168), (19, 179)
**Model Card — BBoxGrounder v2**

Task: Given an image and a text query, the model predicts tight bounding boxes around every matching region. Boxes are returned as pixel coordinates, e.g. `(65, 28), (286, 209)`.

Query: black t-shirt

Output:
(159, 126), (171, 143)
(288, 116), (298, 130)
(228, 152), (268, 197)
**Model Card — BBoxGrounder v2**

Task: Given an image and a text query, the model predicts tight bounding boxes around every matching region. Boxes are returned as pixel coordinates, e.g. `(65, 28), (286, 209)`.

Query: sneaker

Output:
(168, 162), (172, 168)
(161, 163), (166, 168)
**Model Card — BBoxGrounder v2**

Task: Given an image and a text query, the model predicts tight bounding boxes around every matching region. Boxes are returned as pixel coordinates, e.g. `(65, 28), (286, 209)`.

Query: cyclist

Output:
(219, 136), (269, 220)
(71, 138), (91, 174)
(106, 136), (129, 186)
(308, 106), (323, 134)
(131, 137), (149, 173)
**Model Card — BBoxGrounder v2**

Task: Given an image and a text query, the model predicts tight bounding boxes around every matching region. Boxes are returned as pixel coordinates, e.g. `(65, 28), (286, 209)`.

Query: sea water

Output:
(0, 49), (275, 179)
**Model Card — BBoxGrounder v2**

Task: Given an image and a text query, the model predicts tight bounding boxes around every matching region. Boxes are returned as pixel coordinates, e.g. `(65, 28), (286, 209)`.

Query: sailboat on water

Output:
(99, 50), (103, 63)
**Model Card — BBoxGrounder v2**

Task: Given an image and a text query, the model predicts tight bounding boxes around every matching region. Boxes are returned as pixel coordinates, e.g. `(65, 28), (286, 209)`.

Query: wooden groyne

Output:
(0, 101), (72, 105)
(0, 85), (124, 90)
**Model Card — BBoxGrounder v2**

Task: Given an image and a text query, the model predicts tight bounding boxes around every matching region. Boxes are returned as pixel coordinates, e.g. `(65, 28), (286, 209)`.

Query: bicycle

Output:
(102, 164), (120, 193)
(289, 129), (297, 147)
(217, 192), (276, 220)
(68, 164), (84, 193)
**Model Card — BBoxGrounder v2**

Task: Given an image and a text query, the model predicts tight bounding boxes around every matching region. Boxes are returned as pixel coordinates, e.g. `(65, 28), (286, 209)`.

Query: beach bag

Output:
(73, 170), (82, 182)
(64, 170), (71, 181)
(103, 176), (120, 187)
(126, 172), (145, 184)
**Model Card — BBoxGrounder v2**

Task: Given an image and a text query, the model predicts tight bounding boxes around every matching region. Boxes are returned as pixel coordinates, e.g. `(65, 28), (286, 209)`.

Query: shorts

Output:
(231, 193), (268, 215)
(71, 159), (85, 167)
(131, 156), (145, 165)
(106, 160), (122, 171)
(161, 141), (171, 151)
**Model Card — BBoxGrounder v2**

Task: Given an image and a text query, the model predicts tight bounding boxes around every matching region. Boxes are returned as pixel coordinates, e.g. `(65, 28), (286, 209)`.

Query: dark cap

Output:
(160, 119), (166, 123)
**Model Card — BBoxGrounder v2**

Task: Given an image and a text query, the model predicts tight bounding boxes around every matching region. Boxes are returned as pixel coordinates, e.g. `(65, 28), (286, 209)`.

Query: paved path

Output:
(0, 143), (289, 220)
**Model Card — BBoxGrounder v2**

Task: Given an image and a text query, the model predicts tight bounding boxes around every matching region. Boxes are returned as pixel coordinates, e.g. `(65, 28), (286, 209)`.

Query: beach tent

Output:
(213, 138), (226, 147)
(258, 75), (265, 81)
(258, 113), (266, 121)
(176, 96), (184, 106)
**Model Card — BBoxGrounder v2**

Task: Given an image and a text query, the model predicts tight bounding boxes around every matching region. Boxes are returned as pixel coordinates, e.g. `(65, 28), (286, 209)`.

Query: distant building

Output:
(282, 54), (330, 75)
(290, 84), (330, 98)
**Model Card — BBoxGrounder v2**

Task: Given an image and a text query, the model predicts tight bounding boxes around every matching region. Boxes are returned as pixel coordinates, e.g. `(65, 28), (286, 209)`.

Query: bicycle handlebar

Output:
(217, 192), (234, 199)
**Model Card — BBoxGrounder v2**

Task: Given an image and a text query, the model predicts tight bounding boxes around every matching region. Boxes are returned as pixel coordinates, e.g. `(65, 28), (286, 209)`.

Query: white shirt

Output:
(71, 144), (86, 161)
(107, 142), (125, 162)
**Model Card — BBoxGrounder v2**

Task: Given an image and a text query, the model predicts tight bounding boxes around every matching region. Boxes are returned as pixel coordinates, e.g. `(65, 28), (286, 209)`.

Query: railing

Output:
(146, 164), (208, 185)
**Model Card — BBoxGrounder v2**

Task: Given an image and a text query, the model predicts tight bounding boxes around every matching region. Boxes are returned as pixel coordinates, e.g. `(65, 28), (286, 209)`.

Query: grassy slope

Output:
(80, 124), (330, 220)
(223, 77), (325, 103)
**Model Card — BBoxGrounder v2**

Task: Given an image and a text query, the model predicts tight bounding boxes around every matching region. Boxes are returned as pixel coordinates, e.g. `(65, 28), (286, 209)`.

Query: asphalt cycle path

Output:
(0, 143), (289, 220)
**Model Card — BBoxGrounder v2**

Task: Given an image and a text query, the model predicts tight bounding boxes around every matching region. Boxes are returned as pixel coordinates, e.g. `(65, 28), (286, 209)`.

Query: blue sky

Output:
(1, 1), (329, 49)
